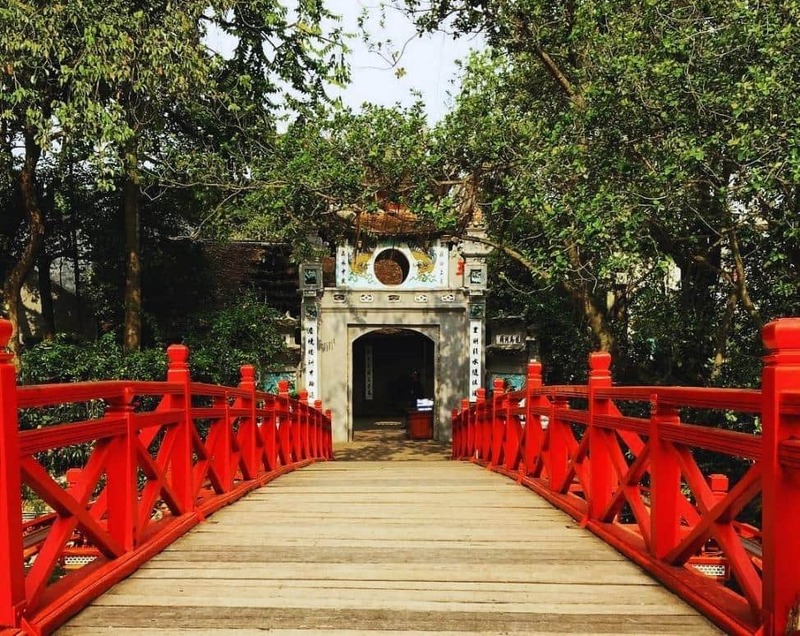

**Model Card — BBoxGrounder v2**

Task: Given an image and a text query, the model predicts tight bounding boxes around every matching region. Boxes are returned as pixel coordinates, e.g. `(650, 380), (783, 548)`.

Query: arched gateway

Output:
(351, 328), (435, 422)
(298, 226), (490, 442)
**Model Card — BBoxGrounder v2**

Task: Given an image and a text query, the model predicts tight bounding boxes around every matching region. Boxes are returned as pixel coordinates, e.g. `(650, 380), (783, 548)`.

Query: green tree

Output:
(183, 295), (287, 386)
(1, 1), (347, 354)
(393, 0), (800, 384)
(221, 102), (455, 256)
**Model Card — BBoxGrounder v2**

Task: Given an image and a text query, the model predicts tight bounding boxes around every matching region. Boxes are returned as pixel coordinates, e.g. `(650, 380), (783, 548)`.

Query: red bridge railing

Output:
(0, 320), (333, 635)
(452, 317), (800, 636)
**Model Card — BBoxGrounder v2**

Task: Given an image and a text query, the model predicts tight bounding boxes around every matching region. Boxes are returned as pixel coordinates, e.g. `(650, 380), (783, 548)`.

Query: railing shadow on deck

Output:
(0, 319), (333, 635)
(452, 317), (800, 636)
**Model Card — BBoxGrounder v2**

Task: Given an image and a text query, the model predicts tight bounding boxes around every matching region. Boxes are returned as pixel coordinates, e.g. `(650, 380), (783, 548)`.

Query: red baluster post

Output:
(708, 474), (728, 505)
(309, 399), (318, 459)
(548, 392), (570, 492)
(489, 378), (505, 468)
(302, 394), (312, 460)
(214, 390), (234, 490)
(277, 380), (292, 465)
(760, 318), (800, 635)
(504, 384), (521, 472)
(262, 395), (278, 471)
(239, 365), (259, 479)
(587, 352), (614, 520)
(166, 345), (194, 513)
(461, 398), (472, 459)
(295, 390), (308, 461)
(521, 362), (541, 477)
(476, 387), (488, 461)
(313, 399), (323, 459)
(0, 320), (25, 628)
(649, 397), (681, 560)
(324, 409), (333, 460)
(106, 387), (137, 551)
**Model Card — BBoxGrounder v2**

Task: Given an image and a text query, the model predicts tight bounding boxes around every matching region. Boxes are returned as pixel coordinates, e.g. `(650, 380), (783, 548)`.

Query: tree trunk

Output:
(572, 284), (615, 353)
(37, 252), (55, 340)
(2, 132), (45, 364)
(122, 149), (142, 352)
(711, 291), (737, 381)
(564, 240), (615, 354)
(728, 229), (763, 331)
(448, 230), (616, 353)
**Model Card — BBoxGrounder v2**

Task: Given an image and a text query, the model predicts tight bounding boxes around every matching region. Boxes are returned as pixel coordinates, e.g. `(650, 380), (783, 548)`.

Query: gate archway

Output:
(351, 328), (435, 433)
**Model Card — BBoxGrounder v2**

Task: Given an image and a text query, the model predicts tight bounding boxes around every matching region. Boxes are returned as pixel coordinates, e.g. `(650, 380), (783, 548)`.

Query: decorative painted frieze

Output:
(336, 241), (449, 289)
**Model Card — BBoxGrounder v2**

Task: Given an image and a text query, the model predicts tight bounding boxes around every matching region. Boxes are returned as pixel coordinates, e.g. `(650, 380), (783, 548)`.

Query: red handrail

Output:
(452, 317), (800, 636)
(0, 323), (333, 634)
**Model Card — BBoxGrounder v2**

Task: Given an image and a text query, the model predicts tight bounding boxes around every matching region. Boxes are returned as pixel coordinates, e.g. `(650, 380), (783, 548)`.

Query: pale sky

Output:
(333, 3), (479, 123)
(204, 4), (479, 124)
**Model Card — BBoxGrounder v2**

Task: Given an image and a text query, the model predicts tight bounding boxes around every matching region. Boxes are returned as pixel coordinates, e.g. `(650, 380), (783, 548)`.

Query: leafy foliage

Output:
(17, 295), (287, 473)
(18, 334), (168, 474)
(3, 0), (800, 393)
(392, 0), (800, 386)
(182, 295), (288, 386)
(19, 334), (167, 387)
(19, 295), (288, 390)
(220, 102), (453, 257)
(0, 0), (348, 186)
(0, 0), (349, 350)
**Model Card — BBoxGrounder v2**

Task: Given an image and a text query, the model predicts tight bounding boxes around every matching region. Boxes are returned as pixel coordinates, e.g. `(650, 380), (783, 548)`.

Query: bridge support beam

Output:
(587, 352), (613, 520)
(0, 321), (26, 628)
(761, 318), (800, 635)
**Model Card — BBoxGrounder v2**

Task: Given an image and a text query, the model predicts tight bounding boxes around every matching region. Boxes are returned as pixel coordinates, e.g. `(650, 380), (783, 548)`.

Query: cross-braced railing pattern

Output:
(0, 321), (333, 635)
(452, 318), (800, 636)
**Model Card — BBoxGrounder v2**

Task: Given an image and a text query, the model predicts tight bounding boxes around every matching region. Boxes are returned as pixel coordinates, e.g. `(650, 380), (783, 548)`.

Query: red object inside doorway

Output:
(407, 410), (433, 440)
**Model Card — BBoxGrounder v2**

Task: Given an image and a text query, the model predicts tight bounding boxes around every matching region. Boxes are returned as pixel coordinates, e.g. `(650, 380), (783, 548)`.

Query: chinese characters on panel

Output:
(469, 320), (483, 402)
(304, 307), (319, 402)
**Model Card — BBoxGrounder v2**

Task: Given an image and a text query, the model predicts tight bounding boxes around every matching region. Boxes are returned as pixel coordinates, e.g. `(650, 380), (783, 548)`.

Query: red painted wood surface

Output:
(0, 321), (332, 635)
(407, 410), (434, 440)
(452, 317), (800, 636)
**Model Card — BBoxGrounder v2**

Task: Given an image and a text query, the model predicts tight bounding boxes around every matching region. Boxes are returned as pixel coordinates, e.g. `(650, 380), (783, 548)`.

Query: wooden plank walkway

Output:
(59, 461), (720, 635)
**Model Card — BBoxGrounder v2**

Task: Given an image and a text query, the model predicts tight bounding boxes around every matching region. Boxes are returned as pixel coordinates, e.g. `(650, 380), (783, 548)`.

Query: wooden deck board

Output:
(59, 461), (721, 634)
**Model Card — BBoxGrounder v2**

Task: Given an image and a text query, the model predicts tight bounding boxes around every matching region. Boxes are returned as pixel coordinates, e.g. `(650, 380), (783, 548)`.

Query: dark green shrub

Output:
(182, 295), (287, 387)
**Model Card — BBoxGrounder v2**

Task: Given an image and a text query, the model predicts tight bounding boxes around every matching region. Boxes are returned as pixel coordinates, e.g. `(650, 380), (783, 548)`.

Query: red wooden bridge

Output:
(1, 317), (800, 635)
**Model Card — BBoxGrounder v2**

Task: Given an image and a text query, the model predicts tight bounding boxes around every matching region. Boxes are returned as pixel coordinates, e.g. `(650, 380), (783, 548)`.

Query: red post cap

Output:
(0, 319), (12, 348)
(589, 351), (612, 372)
(763, 318), (800, 352)
(708, 473), (729, 495)
(0, 319), (12, 363)
(239, 365), (256, 382)
(167, 344), (189, 367)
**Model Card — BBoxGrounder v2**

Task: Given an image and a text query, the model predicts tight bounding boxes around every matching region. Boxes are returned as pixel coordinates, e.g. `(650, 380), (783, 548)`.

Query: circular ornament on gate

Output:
(373, 249), (410, 286)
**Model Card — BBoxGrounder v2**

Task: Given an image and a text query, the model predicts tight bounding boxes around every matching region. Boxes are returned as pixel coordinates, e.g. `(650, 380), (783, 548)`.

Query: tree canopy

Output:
(384, 0), (800, 384)
(1, 0), (347, 354)
(2, 0), (799, 389)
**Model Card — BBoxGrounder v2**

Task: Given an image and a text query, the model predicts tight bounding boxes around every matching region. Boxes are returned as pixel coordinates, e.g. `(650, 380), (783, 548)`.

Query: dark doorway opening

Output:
(352, 329), (434, 430)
